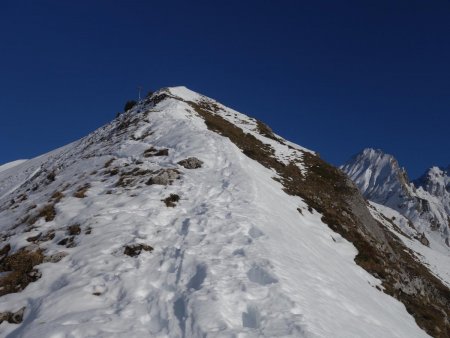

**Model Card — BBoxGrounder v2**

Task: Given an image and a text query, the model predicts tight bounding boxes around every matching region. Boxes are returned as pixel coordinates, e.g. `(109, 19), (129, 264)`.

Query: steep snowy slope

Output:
(0, 88), (448, 337)
(0, 160), (28, 175)
(342, 148), (450, 247)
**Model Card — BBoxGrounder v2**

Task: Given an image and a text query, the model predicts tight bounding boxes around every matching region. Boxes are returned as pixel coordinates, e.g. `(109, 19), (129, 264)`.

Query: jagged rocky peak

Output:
(340, 148), (412, 204)
(342, 148), (450, 248)
(415, 166), (450, 197)
(415, 165), (450, 215)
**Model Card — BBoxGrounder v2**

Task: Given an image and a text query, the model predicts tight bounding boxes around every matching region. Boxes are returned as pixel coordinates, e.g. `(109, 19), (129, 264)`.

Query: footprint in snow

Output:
(247, 264), (278, 286)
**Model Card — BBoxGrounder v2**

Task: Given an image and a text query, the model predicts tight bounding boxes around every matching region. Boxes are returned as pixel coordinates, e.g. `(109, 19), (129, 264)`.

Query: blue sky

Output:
(0, 0), (449, 178)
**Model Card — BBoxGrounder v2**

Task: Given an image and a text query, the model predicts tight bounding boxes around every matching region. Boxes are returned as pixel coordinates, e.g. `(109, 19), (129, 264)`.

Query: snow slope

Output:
(0, 160), (28, 174)
(0, 87), (431, 337)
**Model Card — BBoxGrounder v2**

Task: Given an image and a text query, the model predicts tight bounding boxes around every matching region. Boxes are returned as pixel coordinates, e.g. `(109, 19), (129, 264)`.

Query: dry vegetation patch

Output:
(50, 191), (64, 203)
(104, 158), (115, 168)
(73, 183), (91, 198)
(163, 194), (180, 207)
(0, 307), (25, 324)
(26, 204), (57, 226)
(67, 224), (81, 236)
(0, 247), (44, 296)
(123, 243), (153, 257)
(143, 147), (169, 157)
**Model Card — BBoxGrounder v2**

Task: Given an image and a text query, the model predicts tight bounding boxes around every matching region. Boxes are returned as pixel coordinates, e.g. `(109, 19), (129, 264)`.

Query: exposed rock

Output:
(114, 168), (153, 188)
(57, 236), (76, 248)
(0, 307), (25, 324)
(143, 147), (169, 157)
(26, 230), (55, 244)
(178, 157), (203, 169)
(417, 233), (430, 247)
(123, 243), (154, 257)
(146, 169), (180, 185)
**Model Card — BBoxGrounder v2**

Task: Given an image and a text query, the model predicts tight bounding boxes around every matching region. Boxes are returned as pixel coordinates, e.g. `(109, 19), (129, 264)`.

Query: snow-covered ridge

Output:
(0, 88), (442, 337)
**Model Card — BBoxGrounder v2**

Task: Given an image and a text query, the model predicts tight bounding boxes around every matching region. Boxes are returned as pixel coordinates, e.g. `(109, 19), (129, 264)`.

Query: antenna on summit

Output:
(138, 86), (143, 100)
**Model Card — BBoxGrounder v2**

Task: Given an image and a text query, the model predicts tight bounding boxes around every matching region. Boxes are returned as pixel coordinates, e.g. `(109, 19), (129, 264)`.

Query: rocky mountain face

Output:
(415, 166), (450, 216)
(0, 87), (449, 337)
(342, 148), (450, 247)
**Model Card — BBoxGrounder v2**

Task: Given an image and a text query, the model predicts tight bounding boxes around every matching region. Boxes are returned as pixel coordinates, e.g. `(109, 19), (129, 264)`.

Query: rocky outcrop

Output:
(178, 157), (203, 169)
(0, 307), (25, 324)
(146, 169), (180, 186)
(123, 243), (153, 257)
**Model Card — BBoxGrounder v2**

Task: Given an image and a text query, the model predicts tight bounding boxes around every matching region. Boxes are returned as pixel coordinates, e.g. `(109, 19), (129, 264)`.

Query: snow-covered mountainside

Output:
(341, 148), (450, 247)
(1, 87), (449, 337)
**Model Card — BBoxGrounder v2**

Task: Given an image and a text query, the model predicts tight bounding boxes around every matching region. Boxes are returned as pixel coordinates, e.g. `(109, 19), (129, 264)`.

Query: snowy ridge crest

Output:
(0, 88), (447, 337)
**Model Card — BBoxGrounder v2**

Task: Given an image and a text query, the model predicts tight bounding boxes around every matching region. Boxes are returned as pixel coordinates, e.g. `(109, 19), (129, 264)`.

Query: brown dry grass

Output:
(73, 184), (91, 198)
(0, 248), (44, 296)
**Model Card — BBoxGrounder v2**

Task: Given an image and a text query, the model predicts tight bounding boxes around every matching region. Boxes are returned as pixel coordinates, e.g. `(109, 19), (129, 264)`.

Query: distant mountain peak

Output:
(341, 148), (411, 204)
(414, 165), (450, 215)
(342, 148), (450, 246)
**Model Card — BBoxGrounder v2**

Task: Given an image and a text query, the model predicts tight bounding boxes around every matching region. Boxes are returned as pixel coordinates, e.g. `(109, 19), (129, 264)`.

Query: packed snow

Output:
(0, 160), (28, 174)
(0, 87), (430, 337)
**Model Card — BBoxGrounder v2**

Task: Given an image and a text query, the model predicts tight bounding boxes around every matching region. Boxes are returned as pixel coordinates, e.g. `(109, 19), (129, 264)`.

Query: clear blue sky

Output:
(1, 0), (449, 178)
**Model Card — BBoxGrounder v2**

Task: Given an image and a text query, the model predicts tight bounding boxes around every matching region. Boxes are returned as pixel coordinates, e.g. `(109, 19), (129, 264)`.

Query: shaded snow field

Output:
(0, 87), (432, 337)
